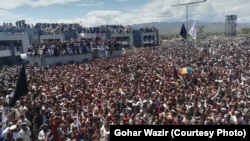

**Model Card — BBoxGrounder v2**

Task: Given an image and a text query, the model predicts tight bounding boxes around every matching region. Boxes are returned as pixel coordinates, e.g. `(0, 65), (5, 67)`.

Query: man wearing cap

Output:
(9, 125), (19, 140)
(2, 123), (18, 139)
(18, 122), (31, 141)
(38, 124), (50, 141)
(16, 114), (31, 130)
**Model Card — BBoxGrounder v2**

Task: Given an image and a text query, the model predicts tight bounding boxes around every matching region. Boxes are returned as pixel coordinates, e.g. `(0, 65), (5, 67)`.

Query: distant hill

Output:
(132, 20), (250, 35)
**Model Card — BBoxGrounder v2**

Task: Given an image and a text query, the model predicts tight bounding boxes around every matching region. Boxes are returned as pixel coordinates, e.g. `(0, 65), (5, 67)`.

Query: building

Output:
(40, 34), (65, 43)
(0, 21), (159, 65)
(0, 32), (30, 65)
(225, 15), (237, 36)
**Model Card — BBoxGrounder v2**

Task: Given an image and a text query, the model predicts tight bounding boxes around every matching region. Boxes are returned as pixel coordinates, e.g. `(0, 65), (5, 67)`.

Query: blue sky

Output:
(0, 0), (249, 27)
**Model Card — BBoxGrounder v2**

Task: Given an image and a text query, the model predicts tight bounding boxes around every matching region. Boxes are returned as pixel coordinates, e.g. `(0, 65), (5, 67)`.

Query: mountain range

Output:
(132, 20), (250, 35)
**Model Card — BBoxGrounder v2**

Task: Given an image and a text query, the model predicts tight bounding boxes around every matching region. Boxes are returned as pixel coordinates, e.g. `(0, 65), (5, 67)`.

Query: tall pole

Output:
(172, 0), (207, 63)
(186, 4), (188, 63)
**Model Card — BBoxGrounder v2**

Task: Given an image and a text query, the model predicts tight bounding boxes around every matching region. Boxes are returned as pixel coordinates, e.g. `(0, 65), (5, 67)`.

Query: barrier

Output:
(27, 50), (122, 67)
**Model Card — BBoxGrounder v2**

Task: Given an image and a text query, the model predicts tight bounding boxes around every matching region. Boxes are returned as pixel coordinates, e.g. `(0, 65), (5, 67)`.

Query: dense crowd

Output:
(0, 21), (151, 35)
(34, 23), (134, 35)
(0, 37), (250, 141)
(139, 27), (158, 33)
(26, 39), (121, 57)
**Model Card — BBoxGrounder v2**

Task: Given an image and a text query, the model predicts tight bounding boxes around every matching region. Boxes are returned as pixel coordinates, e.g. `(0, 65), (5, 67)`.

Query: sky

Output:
(0, 0), (249, 27)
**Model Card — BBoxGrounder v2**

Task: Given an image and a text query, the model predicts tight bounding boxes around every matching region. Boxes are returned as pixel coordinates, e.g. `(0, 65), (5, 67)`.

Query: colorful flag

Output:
(180, 23), (187, 39)
(8, 64), (28, 107)
(189, 21), (196, 40)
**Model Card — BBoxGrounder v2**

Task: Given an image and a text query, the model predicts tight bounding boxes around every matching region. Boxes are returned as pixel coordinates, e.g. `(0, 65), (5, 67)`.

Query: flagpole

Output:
(186, 4), (188, 63)
(172, 0), (207, 63)
(195, 28), (197, 49)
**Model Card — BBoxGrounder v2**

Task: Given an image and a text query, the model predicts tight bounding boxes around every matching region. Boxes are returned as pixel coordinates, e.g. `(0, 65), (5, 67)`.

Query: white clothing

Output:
(18, 127), (31, 141)
(100, 125), (109, 141)
(38, 130), (47, 141)
(16, 119), (31, 129)
(13, 132), (19, 139)
(2, 127), (9, 138)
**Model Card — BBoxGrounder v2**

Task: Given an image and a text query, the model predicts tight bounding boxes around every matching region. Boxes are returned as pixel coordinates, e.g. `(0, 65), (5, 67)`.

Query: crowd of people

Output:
(0, 20), (146, 35)
(26, 38), (121, 57)
(34, 23), (134, 35)
(0, 20), (30, 34)
(0, 36), (249, 141)
(139, 27), (158, 33)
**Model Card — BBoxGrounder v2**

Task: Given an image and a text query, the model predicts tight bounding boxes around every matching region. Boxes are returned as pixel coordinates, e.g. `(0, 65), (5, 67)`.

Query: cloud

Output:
(121, 0), (250, 24)
(30, 0), (81, 7)
(83, 10), (123, 25)
(0, 0), (30, 9)
(0, 10), (22, 22)
(0, 0), (81, 9)
(1, 0), (250, 27)
(75, 1), (104, 7)
(33, 0), (250, 26)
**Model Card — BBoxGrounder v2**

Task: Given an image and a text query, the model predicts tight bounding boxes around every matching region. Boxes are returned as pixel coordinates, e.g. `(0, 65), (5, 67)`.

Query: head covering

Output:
(21, 122), (28, 126)
(40, 124), (48, 129)
(10, 125), (17, 130)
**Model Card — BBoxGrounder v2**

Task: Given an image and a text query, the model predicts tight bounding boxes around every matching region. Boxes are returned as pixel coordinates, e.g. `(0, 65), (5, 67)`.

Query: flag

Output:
(180, 23), (187, 39)
(189, 22), (196, 40)
(173, 67), (180, 80)
(8, 64), (28, 107)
